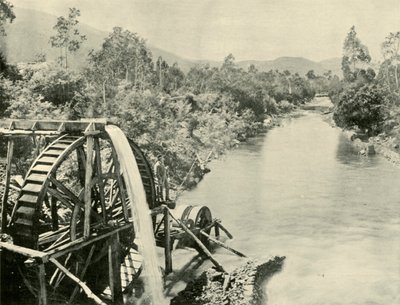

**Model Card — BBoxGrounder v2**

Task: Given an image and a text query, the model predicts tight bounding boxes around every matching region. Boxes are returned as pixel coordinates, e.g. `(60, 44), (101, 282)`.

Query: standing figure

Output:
(154, 154), (170, 201)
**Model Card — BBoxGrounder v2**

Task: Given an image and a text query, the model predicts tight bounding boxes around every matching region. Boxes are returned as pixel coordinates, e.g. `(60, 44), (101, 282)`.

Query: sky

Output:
(10, 0), (400, 62)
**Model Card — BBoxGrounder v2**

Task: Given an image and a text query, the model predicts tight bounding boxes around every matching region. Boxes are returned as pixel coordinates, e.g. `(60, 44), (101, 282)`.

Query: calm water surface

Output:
(179, 112), (400, 305)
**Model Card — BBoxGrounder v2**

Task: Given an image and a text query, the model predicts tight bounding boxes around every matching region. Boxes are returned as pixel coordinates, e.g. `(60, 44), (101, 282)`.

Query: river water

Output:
(178, 111), (400, 305)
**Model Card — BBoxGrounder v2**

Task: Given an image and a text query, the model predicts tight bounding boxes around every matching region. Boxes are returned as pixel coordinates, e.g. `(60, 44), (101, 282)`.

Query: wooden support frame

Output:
(94, 138), (107, 222)
(164, 206), (173, 274)
(168, 210), (225, 273)
(38, 264), (47, 305)
(1, 137), (14, 232)
(69, 244), (96, 304)
(49, 258), (106, 305)
(84, 123), (95, 238)
(108, 233), (123, 303)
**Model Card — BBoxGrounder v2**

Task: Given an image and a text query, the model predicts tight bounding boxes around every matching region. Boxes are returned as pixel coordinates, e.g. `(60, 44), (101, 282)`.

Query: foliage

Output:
(49, 8), (87, 68)
(0, 0), (15, 35)
(342, 26), (371, 81)
(333, 83), (388, 134)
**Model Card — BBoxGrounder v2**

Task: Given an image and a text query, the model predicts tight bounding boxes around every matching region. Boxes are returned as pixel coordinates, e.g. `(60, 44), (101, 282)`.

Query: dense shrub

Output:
(333, 84), (388, 135)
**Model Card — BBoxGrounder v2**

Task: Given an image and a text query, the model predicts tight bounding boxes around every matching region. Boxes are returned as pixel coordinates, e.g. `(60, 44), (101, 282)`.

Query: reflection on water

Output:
(179, 112), (400, 305)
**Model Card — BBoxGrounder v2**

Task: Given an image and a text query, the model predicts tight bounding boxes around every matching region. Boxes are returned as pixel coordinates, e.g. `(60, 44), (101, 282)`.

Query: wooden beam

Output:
(48, 224), (132, 259)
(215, 221), (233, 239)
(49, 258), (107, 305)
(1, 138), (14, 232)
(0, 242), (48, 262)
(108, 233), (123, 303)
(48, 176), (82, 207)
(47, 187), (74, 210)
(76, 146), (86, 187)
(200, 231), (246, 258)
(164, 206), (172, 274)
(84, 126), (95, 238)
(94, 138), (107, 222)
(38, 264), (48, 305)
(48, 176), (103, 223)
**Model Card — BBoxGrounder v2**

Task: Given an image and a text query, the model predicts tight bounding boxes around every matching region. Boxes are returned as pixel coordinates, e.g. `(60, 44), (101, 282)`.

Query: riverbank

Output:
(170, 257), (285, 305)
(322, 110), (400, 166)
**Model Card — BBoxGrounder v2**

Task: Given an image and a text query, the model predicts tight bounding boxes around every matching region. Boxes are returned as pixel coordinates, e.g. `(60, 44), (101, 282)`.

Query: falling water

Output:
(106, 125), (167, 305)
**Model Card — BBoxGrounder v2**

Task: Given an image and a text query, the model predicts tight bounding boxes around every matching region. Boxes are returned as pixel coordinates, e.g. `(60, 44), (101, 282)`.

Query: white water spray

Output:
(106, 125), (167, 305)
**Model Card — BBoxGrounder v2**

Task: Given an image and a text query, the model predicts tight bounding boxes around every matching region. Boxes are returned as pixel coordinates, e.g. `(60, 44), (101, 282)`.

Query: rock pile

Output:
(171, 256), (285, 305)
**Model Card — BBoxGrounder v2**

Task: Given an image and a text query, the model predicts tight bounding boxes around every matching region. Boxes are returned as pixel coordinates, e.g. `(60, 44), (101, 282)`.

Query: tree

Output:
(87, 27), (154, 109)
(342, 26), (371, 81)
(0, 0), (15, 35)
(333, 84), (387, 134)
(381, 32), (400, 91)
(306, 70), (316, 80)
(49, 8), (86, 69)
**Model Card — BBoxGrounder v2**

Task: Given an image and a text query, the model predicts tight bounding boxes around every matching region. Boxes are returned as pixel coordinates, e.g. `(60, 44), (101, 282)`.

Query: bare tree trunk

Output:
(158, 60), (162, 91)
(65, 46), (68, 69)
(102, 80), (106, 108)
(395, 64), (399, 89)
(125, 65), (129, 82)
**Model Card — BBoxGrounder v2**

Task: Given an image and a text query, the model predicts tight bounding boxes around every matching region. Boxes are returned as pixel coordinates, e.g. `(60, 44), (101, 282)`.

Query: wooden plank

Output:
(36, 157), (58, 164)
(49, 258), (107, 305)
(26, 174), (48, 182)
(22, 183), (42, 193)
(1, 139), (14, 232)
(0, 241), (48, 262)
(43, 149), (62, 156)
(19, 194), (39, 204)
(94, 138), (107, 222)
(164, 206), (173, 274)
(108, 234), (123, 303)
(32, 164), (52, 173)
(38, 264), (48, 305)
(0, 119), (107, 132)
(84, 130), (95, 238)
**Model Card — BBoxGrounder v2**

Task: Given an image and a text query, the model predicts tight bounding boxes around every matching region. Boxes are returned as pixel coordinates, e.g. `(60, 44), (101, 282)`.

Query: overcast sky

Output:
(10, 0), (400, 62)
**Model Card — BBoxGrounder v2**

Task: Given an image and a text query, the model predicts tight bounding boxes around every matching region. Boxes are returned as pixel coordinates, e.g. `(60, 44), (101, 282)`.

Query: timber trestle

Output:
(0, 119), (241, 305)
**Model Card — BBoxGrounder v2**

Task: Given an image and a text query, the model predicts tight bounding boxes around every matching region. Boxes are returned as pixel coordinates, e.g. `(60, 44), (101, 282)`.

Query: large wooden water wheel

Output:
(0, 120), (157, 304)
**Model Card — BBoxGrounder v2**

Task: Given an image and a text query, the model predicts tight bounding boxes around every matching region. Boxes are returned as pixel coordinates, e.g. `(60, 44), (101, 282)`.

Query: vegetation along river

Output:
(178, 111), (400, 305)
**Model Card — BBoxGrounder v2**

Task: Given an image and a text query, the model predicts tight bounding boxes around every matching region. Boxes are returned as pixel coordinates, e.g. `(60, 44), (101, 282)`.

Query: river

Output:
(178, 110), (400, 305)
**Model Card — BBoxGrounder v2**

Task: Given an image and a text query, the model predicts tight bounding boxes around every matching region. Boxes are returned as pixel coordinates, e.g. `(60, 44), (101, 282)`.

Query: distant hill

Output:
(2, 8), (195, 71)
(2, 8), (341, 76)
(237, 57), (342, 77)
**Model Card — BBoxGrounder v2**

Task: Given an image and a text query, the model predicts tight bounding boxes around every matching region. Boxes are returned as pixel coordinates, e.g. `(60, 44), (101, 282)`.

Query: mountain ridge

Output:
(2, 7), (341, 76)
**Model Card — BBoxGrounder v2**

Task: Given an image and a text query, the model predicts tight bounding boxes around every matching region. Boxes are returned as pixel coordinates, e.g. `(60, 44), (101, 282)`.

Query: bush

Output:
(333, 83), (388, 135)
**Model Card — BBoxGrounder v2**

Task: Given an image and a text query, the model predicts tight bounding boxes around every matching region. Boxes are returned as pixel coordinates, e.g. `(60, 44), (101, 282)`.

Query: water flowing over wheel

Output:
(8, 133), (155, 302)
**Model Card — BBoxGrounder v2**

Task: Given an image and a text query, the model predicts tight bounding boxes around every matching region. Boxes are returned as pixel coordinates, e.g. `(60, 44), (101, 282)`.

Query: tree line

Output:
(0, 6), (315, 189)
